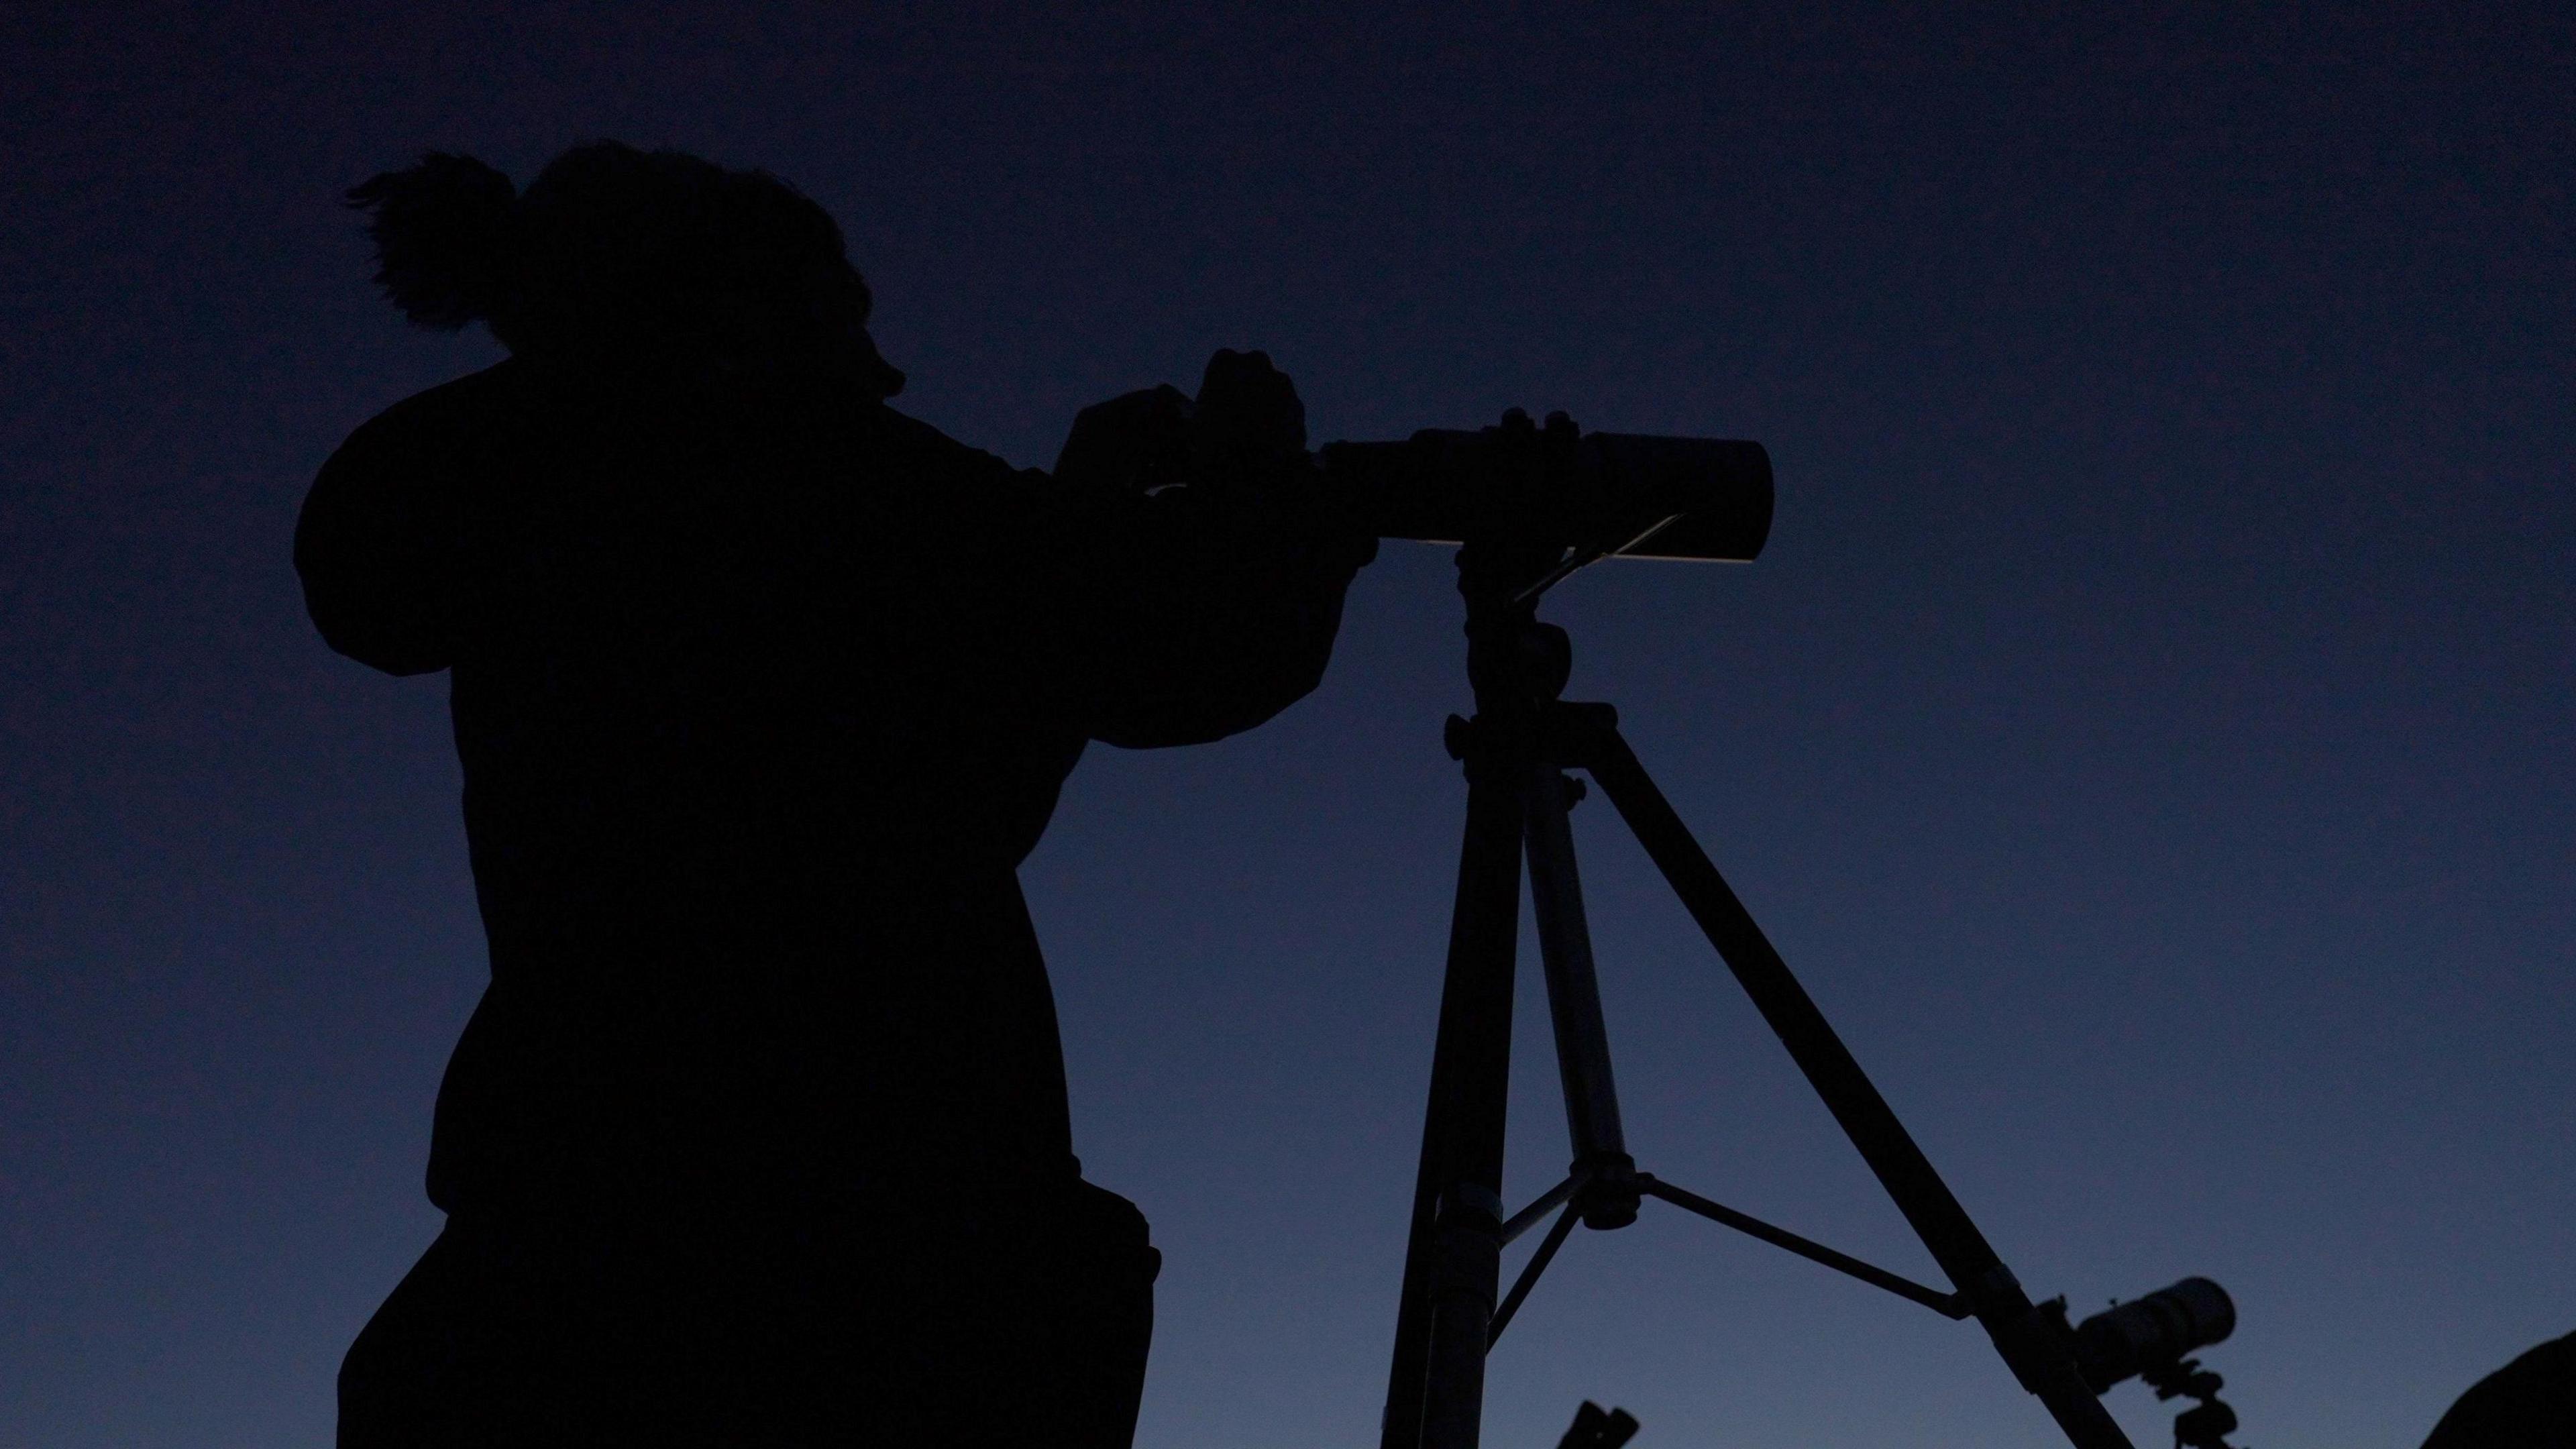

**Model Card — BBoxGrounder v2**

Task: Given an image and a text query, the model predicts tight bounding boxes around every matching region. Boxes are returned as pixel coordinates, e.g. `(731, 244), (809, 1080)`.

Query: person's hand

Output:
(1057, 350), (1306, 494)
(1195, 348), (1376, 575)
(1189, 348), (1306, 480)
(1054, 383), (1195, 494)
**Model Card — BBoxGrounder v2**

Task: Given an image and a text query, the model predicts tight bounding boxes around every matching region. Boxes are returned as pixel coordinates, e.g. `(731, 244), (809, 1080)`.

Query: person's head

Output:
(346, 141), (904, 396)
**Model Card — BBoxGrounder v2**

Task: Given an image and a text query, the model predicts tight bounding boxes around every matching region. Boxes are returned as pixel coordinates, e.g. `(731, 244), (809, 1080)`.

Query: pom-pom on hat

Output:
(345, 154), (519, 331)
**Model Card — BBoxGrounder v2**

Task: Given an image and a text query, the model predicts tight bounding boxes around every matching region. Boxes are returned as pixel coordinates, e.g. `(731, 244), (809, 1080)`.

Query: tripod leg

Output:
(1521, 769), (1637, 1226)
(1575, 720), (2135, 1449)
(1382, 761), (1525, 1449)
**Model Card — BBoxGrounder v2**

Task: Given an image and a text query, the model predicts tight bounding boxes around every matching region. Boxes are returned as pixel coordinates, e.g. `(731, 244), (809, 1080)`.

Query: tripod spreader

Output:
(1485, 1159), (1977, 1350)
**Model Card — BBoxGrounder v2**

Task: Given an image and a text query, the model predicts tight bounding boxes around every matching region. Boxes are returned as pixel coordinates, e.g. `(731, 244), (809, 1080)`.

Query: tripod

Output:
(1377, 535), (2139, 1449)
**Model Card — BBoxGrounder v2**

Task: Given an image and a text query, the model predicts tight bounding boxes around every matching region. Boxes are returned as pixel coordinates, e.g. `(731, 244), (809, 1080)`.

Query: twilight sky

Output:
(2, 5), (2569, 1446)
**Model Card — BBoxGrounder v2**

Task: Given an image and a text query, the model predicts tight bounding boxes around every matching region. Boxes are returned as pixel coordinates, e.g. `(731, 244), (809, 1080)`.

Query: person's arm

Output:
(1053, 470), (1372, 749)
(881, 352), (1374, 749)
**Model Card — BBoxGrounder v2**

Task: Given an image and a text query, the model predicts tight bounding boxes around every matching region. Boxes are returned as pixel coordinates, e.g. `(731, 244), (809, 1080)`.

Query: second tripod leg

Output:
(1574, 718), (2134, 1449)
(1521, 768), (1638, 1228)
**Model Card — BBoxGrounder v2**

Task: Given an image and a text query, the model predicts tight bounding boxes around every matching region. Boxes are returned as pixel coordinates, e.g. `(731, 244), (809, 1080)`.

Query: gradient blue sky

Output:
(3, 5), (2569, 1446)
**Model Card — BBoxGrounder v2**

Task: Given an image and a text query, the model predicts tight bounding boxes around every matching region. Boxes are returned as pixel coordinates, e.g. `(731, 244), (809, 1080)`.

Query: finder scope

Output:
(1318, 411), (1773, 563)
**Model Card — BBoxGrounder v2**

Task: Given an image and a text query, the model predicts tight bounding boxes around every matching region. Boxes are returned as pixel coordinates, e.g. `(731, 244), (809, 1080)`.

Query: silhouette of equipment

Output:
(1361, 409), (2240, 1449)
(2043, 1280), (2244, 1449)
(1555, 1402), (1640, 1449)
(1318, 427), (1774, 565)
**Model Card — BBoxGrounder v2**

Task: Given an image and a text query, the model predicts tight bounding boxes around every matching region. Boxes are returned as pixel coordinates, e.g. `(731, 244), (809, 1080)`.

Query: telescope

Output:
(1343, 407), (2245, 1449)
(1057, 372), (1771, 564)
(1318, 410), (1774, 563)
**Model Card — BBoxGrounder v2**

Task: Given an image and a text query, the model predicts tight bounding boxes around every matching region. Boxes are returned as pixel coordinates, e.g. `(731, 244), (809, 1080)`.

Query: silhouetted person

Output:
(2420, 1331), (2576, 1449)
(305, 142), (1375, 1447)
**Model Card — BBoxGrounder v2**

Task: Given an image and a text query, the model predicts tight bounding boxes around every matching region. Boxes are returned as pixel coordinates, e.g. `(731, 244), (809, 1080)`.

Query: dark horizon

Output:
(4, 5), (2570, 1446)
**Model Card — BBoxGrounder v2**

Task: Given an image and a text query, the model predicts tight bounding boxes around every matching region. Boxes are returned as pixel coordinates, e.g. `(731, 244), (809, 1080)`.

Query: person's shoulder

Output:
(333, 358), (533, 463)
(2420, 1329), (2576, 1448)
(372, 356), (527, 421)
